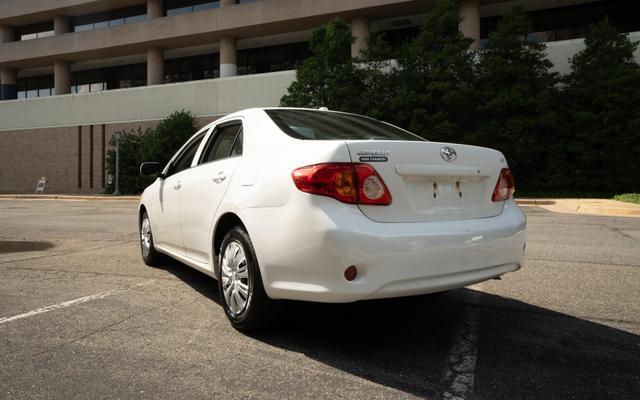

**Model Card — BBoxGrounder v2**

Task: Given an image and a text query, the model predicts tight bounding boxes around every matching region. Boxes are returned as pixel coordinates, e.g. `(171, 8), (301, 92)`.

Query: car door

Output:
(153, 132), (206, 256)
(179, 120), (244, 266)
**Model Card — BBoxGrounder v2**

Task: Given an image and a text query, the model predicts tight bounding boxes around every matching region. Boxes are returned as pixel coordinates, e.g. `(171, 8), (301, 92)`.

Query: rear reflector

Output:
(492, 168), (515, 202)
(292, 163), (392, 205)
(344, 265), (358, 281)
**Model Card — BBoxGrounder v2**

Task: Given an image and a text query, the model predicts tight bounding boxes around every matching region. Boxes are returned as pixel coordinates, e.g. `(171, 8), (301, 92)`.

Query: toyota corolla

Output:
(138, 108), (526, 331)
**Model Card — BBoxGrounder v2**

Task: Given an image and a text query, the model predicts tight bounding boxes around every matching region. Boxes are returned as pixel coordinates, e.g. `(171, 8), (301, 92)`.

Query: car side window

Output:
(166, 134), (205, 177)
(230, 130), (243, 157)
(200, 123), (243, 164)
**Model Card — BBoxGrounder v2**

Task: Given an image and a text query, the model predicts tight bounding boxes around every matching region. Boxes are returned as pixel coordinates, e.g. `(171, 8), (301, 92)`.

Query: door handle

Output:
(212, 172), (226, 184)
(173, 181), (182, 190)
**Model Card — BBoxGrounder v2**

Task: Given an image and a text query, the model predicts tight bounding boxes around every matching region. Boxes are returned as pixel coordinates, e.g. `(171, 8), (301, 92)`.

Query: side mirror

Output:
(140, 162), (163, 177)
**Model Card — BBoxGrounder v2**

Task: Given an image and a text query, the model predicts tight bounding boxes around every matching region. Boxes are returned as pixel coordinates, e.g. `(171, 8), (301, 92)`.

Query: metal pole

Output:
(113, 132), (121, 195)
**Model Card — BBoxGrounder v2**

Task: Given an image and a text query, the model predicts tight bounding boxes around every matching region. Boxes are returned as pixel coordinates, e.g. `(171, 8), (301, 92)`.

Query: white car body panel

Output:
(140, 108), (526, 303)
(152, 174), (183, 254)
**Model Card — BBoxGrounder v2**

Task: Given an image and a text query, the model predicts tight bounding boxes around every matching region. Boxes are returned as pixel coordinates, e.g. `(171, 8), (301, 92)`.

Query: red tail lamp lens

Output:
(492, 168), (515, 202)
(292, 163), (391, 205)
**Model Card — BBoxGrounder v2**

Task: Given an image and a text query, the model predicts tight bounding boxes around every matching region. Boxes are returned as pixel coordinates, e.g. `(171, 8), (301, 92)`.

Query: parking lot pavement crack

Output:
(439, 292), (482, 400)
(0, 264), (183, 281)
(470, 302), (639, 327)
(24, 299), (185, 360)
(608, 227), (640, 242)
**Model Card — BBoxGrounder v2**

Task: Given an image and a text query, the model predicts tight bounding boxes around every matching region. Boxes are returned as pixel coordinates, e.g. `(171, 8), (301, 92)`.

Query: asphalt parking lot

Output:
(0, 199), (638, 400)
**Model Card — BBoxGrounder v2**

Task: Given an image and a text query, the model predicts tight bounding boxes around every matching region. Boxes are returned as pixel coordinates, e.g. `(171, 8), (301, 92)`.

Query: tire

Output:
(139, 211), (164, 266)
(218, 226), (280, 331)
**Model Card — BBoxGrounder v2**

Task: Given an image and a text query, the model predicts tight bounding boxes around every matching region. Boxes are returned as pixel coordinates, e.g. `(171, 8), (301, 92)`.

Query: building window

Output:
(15, 22), (54, 41)
(16, 75), (54, 99)
(69, 64), (146, 93)
(480, 0), (640, 44)
(14, 41), (309, 99)
(237, 42), (311, 76)
(165, 0), (220, 17)
(71, 5), (147, 32)
(165, 54), (220, 82)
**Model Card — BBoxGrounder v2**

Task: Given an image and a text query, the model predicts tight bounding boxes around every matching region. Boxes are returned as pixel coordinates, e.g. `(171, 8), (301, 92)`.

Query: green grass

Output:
(513, 190), (640, 202)
(613, 193), (640, 204)
(514, 189), (616, 199)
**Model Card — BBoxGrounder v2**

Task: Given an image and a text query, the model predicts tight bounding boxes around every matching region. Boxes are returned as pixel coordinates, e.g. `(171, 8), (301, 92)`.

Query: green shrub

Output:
(105, 110), (198, 194)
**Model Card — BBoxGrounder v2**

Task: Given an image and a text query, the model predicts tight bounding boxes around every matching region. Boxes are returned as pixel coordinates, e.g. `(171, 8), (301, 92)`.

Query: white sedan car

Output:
(139, 107), (526, 331)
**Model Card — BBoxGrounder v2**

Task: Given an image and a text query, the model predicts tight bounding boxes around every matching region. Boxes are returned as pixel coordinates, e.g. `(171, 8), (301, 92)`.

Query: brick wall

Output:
(0, 116), (216, 194)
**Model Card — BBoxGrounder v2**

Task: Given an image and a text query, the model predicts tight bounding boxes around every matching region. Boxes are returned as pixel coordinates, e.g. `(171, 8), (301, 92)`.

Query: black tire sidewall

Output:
(218, 227), (263, 328)
(140, 212), (159, 266)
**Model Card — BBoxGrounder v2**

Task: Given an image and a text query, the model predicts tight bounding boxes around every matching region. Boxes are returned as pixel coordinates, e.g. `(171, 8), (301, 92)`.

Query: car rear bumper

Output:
(243, 197), (526, 303)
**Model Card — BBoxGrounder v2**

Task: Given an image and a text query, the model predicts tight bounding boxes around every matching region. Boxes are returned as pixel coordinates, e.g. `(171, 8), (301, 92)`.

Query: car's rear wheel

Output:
(140, 211), (164, 266)
(218, 226), (280, 331)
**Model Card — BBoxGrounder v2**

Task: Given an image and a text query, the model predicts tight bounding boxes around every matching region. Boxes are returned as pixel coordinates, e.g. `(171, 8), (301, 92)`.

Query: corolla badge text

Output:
(357, 150), (390, 162)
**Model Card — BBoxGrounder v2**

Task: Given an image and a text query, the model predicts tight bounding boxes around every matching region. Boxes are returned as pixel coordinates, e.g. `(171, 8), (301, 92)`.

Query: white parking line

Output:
(440, 289), (482, 400)
(0, 280), (155, 325)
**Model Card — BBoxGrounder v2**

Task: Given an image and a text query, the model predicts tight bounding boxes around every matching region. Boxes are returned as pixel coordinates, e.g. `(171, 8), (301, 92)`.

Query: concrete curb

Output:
(513, 198), (556, 205)
(517, 198), (640, 217)
(0, 194), (140, 201)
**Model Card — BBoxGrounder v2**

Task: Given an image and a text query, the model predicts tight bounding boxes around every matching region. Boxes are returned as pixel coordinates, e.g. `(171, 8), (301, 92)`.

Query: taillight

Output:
(292, 163), (392, 205)
(492, 168), (515, 202)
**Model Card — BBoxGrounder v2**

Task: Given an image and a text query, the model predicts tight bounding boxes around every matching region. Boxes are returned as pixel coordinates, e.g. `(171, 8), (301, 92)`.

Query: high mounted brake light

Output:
(292, 163), (392, 206)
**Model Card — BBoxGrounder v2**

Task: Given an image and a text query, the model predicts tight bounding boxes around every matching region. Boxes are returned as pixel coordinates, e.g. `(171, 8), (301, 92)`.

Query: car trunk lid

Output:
(345, 140), (508, 223)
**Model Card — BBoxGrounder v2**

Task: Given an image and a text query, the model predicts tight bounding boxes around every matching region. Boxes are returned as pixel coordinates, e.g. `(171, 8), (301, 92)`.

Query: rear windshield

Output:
(265, 109), (425, 141)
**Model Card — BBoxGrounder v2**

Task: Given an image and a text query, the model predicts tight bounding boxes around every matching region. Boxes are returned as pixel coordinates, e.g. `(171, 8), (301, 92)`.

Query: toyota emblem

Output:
(440, 146), (457, 162)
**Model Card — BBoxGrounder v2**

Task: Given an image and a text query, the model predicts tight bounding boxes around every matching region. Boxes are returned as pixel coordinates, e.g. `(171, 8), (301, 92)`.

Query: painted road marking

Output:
(0, 280), (155, 325)
(440, 289), (482, 400)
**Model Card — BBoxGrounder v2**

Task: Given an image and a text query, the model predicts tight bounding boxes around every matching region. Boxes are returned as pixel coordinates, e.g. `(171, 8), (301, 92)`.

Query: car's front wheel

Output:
(139, 211), (164, 266)
(218, 226), (280, 331)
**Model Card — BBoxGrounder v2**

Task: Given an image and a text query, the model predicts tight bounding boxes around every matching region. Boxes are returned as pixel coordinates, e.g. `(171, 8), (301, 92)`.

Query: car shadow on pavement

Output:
(156, 261), (640, 399)
(470, 289), (640, 400)
(153, 258), (223, 306)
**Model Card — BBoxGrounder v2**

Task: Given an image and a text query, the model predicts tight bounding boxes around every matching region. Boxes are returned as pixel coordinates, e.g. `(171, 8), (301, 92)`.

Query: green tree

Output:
(564, 17), (640, 191)
(386, 0), (476, 141)
(106, 110), (198, 194)
(105, 128), (151, 195)
(471, 7), (559, 190)
(280, 18), (367, 112)
(280, 0), (476, 141)
(142, 110), (198, 167)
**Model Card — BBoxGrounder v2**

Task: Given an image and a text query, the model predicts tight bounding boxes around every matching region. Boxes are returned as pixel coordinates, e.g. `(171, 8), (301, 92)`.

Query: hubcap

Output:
(221, 241), (250, 316)
(140, 217), (151, 258)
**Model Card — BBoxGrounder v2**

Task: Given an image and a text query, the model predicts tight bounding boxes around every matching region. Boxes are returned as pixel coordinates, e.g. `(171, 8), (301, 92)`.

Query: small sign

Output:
(35, 177), (47, 194)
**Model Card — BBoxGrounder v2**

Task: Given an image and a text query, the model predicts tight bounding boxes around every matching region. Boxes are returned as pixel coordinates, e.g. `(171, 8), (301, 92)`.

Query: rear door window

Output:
(265, 109), (425, 141)
(199, 122), (243, 164)
(166, 134), (205, 177)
